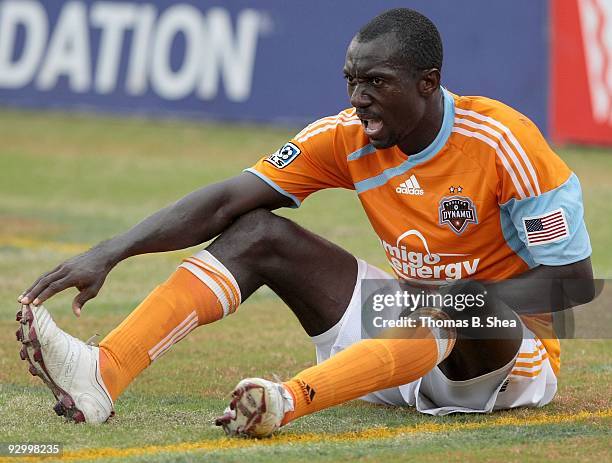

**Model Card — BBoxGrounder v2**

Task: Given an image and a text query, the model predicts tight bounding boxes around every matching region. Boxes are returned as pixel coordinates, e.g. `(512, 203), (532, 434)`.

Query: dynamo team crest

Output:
(438, 196), (478, 235)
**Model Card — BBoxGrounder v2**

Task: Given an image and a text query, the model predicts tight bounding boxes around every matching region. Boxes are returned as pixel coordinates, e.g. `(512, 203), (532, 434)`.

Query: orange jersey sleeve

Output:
(453, 95), (571, 202)
(453, 95), (591, 266)
(247, 109), (362, 206)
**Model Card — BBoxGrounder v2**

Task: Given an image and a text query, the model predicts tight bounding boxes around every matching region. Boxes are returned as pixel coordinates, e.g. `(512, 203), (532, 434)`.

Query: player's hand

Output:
(18, 247), (115, 317)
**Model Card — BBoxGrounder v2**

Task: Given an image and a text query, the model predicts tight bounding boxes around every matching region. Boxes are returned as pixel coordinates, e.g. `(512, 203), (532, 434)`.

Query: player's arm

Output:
(19, 172), (291, 315)
(488, 257), (596, 314)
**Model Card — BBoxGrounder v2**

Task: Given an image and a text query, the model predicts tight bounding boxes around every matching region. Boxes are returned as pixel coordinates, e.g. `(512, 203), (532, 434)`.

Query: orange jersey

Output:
(248, 88), (592, 374)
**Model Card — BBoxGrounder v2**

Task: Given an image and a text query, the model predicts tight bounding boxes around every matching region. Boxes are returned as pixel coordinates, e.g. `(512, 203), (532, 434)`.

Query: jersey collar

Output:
(400, 86), (455, 165)
(354, 87), (455, 195)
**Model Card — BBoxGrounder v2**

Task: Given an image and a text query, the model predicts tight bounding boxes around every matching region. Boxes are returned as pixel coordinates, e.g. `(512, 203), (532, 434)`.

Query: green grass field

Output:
(0, 109), (610, 462)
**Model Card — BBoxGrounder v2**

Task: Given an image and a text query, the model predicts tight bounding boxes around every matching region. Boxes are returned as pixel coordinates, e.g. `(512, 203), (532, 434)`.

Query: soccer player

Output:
(16, 8), (593, 436)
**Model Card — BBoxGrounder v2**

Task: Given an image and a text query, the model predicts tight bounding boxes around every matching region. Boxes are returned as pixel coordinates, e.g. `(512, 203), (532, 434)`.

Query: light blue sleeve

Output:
(499, 173), (591, 266)
(243, 168), (301, 208)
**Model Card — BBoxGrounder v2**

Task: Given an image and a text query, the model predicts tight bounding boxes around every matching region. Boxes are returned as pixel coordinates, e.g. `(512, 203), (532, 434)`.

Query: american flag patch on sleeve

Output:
(522, 208), (569, 247)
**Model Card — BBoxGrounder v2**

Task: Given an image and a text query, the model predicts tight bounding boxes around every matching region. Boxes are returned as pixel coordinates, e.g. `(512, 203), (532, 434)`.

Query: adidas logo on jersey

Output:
(396, 175), (424, 195)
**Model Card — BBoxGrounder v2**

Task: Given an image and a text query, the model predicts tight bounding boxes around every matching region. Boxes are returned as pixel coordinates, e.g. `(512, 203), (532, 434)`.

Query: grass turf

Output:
(0, 109), (610, 462)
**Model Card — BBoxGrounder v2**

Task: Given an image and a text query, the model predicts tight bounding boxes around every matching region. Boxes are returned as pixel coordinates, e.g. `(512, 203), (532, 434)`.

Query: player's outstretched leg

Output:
(16, 304), (113, 424)
(19, 209), (358, 423)
(216, 309), (456, 437)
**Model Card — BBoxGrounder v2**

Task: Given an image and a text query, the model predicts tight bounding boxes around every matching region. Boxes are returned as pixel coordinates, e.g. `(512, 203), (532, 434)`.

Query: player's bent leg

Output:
(215, 309), (456, 437)
(100, 209), (356, 400)
(206, 208), (359, 336)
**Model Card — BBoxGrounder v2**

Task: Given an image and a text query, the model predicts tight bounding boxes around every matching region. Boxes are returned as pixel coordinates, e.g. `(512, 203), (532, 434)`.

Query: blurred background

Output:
(0, 0), (610, 144)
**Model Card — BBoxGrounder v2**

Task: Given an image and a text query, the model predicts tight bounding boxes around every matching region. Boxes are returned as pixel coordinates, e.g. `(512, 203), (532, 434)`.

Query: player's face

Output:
(344, 34), (437, 153)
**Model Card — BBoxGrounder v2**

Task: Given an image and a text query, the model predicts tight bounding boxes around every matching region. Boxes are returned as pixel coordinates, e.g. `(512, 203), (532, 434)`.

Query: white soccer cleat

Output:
(215, 378), (294, 438)
(16, 304), (114, 424)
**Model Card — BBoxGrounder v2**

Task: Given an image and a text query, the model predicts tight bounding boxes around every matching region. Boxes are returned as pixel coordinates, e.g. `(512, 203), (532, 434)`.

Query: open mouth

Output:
(361, 118), (384, 138)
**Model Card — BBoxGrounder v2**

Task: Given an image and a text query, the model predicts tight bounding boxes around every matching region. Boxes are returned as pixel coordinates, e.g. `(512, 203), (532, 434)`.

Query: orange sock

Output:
(99, 250), (241, 401)
(281, 317), (455, 425)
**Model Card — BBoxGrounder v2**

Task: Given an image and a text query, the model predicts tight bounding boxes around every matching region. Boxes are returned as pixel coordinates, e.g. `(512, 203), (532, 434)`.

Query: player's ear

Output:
(418, 68), (440, 97)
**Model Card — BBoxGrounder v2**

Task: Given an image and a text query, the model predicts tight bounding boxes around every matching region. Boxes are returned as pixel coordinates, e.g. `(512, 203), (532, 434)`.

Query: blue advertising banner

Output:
(0, 1), (548, 130)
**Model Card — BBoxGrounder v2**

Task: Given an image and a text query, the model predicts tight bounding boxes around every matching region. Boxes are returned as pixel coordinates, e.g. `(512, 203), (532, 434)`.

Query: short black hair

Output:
(356, 8), (443, 73)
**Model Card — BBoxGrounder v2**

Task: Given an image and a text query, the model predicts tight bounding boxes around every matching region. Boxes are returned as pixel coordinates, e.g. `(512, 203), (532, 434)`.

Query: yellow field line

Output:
(2, 409), (609, 463)
(0, 236), (88, 254)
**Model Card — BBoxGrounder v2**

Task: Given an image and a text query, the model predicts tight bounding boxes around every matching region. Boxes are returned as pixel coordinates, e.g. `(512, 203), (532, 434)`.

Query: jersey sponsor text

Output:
(380, 229), (480, 281)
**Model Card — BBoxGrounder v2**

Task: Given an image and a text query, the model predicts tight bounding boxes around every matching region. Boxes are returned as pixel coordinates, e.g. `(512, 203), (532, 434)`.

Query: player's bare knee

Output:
(236, 208), (295, 248)
(210, 208), (295, 260)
